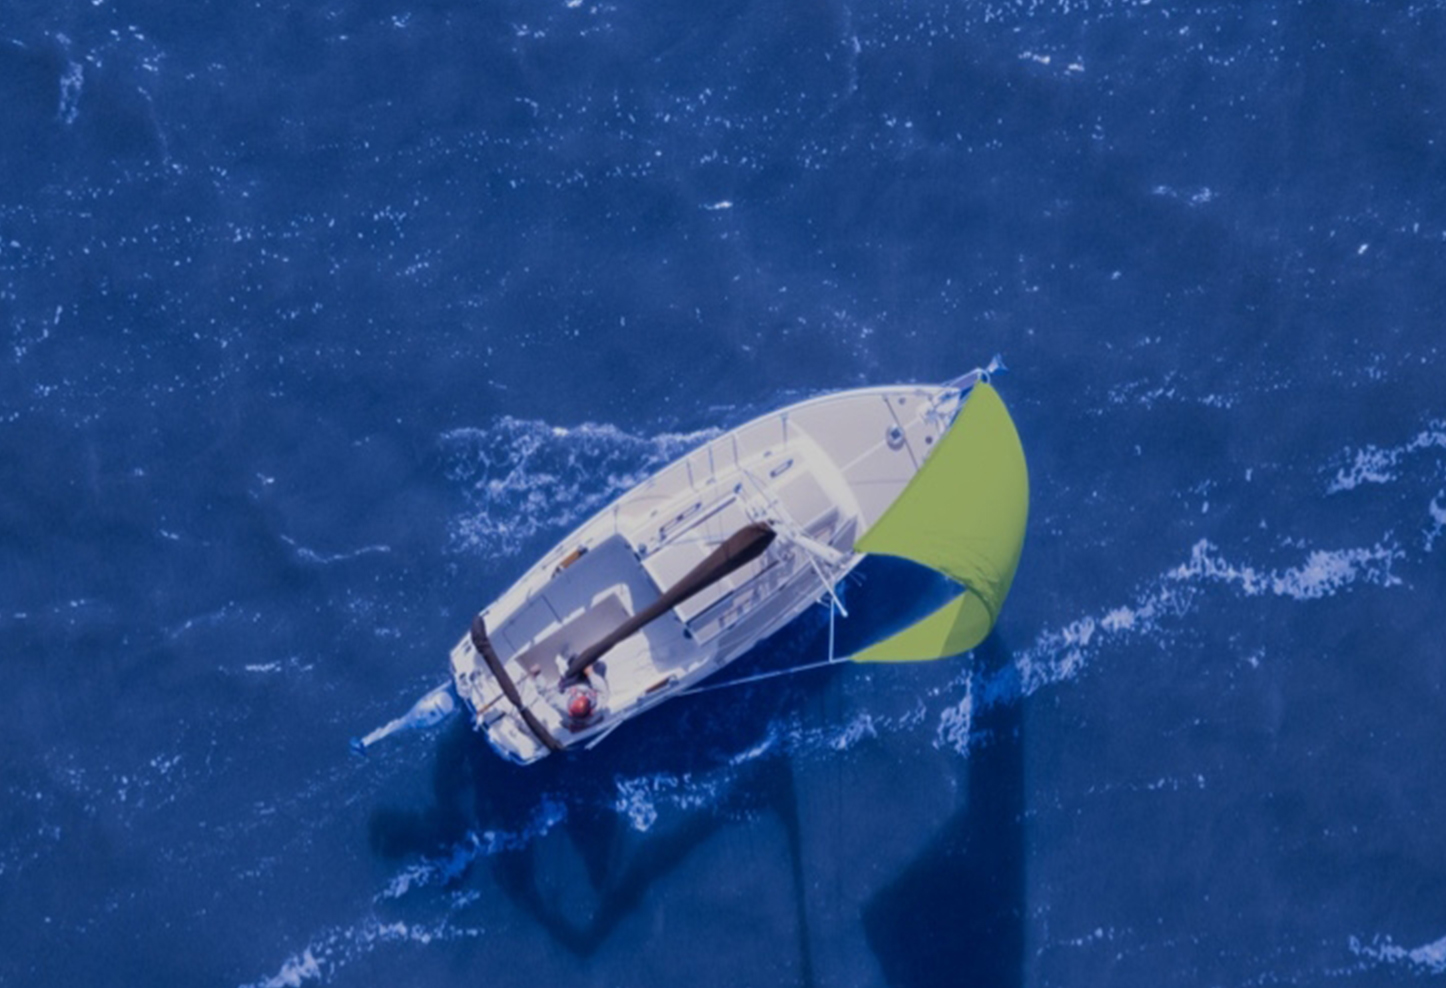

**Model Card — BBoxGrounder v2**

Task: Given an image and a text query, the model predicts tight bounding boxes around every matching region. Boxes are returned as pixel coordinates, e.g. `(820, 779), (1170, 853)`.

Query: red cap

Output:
(568, 689), (595, 719)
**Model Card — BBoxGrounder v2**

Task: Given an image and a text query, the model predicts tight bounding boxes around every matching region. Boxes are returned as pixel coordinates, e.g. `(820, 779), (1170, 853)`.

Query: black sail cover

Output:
(470, 614), (564, 752)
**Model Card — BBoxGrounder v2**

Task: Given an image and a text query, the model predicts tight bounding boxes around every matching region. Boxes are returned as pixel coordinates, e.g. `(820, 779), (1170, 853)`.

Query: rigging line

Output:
(677, 595), (847, 699)
(652, 534), (730, 548)
(797, 550), (848, 620)
(584, 718), (626, 750)
(738, 466), (851, 617)
(673, 652), (850, 698)
(828, 588), (836, 663)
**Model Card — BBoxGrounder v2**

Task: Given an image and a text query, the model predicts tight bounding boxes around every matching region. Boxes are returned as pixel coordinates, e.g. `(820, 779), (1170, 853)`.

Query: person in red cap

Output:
(564, 683), (599, 727)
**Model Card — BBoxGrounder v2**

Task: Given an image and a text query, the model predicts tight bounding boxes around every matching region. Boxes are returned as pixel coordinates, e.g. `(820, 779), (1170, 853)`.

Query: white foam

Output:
(1148, 184), (1215, 207)
(1415, 936), (1446, 971)
(256, 949), (321, 988)
(380, 796), (567, 900)
(442, 417), (719, 558)
(1059, 926), (1114, 948)
(934, 678), (974, 755)
(279, 535), (391, 565)
(1006, 605), (1140, 702)
(1272, 546), (1403, 598)
(614, 777), (661, 832)
(168, 602), (245, 641)
(1329, 446), (1401, 491)
(829, 712), (879, 751)
(728, 724), (779, 766)
(57, 61), (83, 125)
(1172, 539), (1403, 600)
(246, 917), (485, 988)
(1328, 422), (1446, 493)
(1099, 607), (1136, 632)
(611, 772), (723, 833)
(1350, 933), (1446, 975)
(1427, 491), (1446, 551)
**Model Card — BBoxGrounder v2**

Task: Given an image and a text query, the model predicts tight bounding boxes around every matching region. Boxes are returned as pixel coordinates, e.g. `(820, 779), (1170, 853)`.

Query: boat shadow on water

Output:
(365, 622), (1023, 987)
(365, 623), (826, 968)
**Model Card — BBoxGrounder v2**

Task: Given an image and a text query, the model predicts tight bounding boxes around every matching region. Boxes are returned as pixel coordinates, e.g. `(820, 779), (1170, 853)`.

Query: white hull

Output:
(450, 380), (968, 764)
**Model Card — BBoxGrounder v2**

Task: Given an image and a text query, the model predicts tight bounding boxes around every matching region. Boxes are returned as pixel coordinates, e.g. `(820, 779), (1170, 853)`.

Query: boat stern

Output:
(449, 630), (556, 764)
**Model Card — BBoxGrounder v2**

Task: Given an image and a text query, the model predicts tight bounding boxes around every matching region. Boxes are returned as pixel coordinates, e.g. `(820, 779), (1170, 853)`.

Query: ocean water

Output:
(3, 1), (1445, 985)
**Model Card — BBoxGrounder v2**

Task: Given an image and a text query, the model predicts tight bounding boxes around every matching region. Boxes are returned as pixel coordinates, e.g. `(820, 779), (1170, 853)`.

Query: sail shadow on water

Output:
(863, 634), (1025, 988)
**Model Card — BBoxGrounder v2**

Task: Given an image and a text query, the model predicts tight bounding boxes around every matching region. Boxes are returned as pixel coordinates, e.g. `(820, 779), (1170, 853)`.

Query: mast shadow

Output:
(862, 634), (1026, 988)
(479, 751), (814, 975)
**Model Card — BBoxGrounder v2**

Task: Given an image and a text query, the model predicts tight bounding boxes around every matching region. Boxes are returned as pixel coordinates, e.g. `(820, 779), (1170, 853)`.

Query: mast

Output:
(563, 522), (776, 683)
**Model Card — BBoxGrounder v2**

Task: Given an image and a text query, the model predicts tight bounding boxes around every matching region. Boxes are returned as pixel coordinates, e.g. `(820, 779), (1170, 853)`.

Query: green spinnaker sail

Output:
(850, 381), (1028, 663)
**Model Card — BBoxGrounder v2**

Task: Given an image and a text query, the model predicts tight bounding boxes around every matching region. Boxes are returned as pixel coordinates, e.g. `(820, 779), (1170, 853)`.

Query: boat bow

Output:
(849, 380), (1029, 662)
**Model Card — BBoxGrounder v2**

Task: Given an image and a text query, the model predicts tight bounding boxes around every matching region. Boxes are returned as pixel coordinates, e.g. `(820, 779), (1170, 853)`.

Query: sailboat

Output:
(353, 359), (1028, 764)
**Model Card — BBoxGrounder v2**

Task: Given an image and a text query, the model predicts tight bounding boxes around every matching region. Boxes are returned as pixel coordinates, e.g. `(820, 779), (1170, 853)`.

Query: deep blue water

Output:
(4, 1), (1446, 985)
